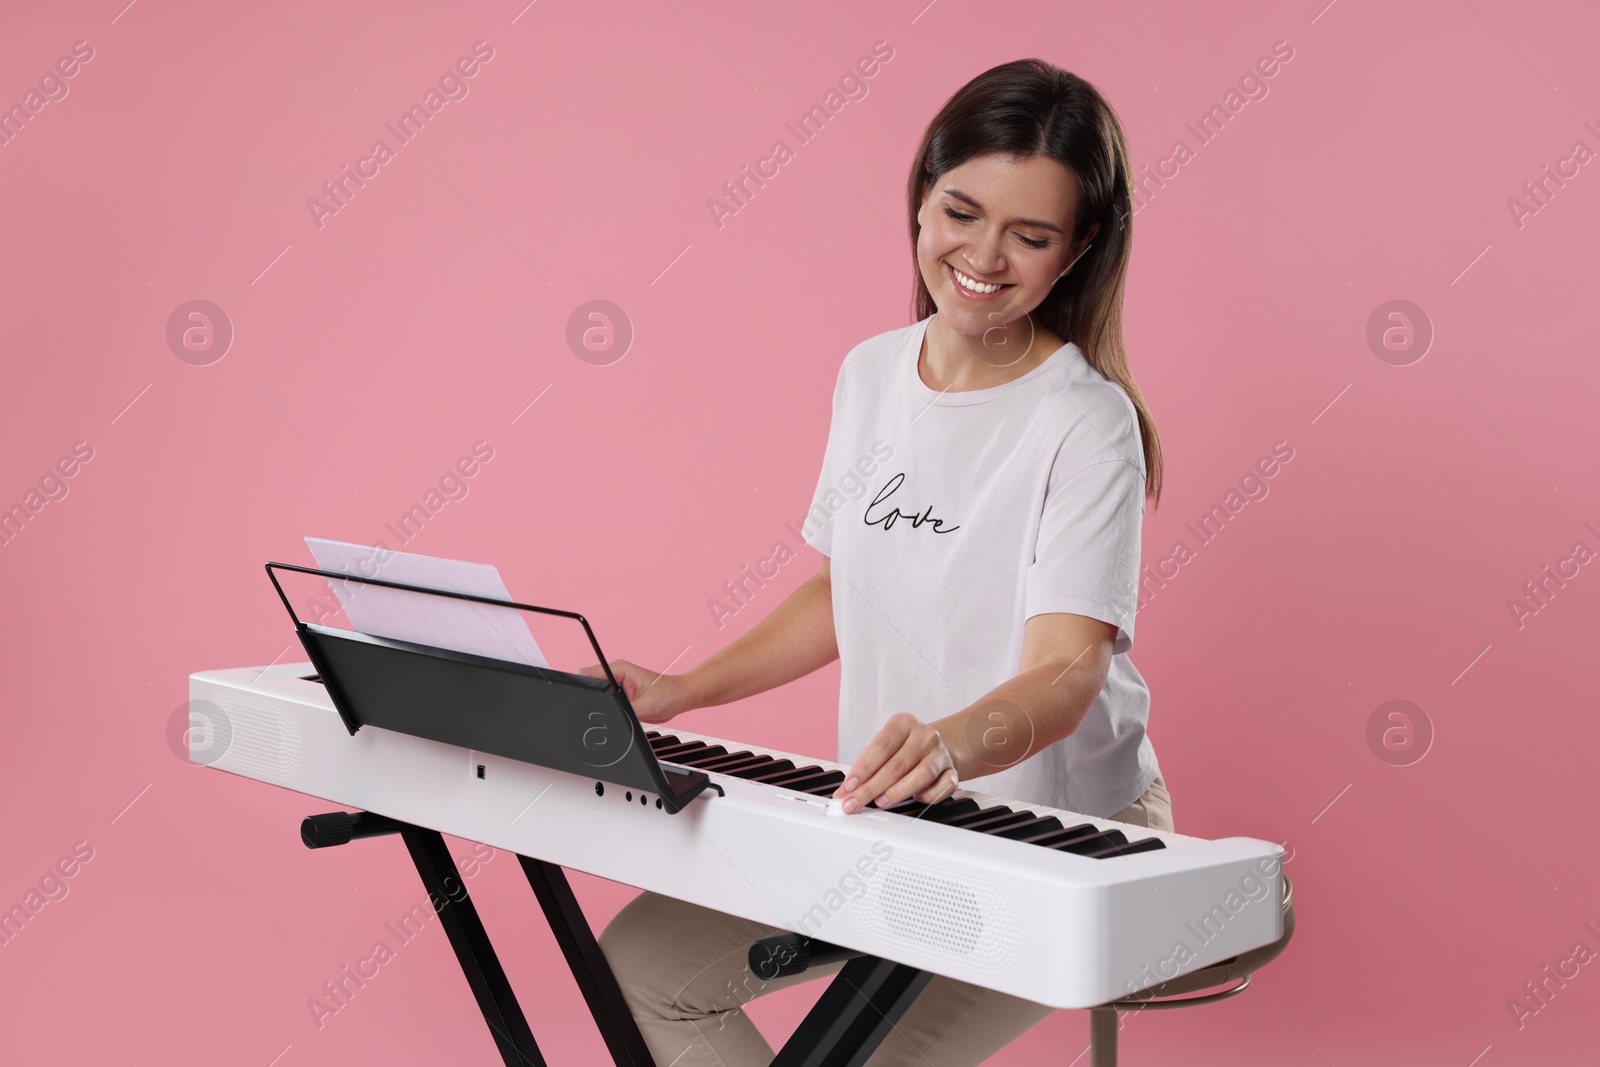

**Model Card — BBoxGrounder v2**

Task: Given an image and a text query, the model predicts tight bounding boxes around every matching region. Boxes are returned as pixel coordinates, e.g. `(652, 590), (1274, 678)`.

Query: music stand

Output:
(265, 561), (716, 813)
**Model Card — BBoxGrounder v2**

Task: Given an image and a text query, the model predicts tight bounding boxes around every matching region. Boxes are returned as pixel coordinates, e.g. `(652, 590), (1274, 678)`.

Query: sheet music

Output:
(304, 537), (550, 669)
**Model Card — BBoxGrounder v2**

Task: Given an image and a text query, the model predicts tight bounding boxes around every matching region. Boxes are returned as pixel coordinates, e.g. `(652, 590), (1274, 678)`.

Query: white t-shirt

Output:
(802, 314), (1159, 817)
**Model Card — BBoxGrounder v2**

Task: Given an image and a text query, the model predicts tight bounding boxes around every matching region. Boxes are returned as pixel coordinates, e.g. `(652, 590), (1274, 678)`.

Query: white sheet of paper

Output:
(304, 537), (550, 669)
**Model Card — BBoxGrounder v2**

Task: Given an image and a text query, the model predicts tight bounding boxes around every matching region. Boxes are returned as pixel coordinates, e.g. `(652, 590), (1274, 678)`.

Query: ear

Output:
(1058, 221), (1101, 276)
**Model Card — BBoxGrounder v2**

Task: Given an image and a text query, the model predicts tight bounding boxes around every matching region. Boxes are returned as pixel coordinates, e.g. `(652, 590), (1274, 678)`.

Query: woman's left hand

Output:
(832, 712), (960, 814)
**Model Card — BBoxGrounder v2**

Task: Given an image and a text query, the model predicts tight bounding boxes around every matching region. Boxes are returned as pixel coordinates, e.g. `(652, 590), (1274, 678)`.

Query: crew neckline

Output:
(908, 314), (1077, 406)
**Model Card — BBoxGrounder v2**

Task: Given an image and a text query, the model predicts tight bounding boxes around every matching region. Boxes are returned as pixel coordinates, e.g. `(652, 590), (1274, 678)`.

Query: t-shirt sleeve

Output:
(1023, 454), (1146, 655)
(800, 359), (849, 557)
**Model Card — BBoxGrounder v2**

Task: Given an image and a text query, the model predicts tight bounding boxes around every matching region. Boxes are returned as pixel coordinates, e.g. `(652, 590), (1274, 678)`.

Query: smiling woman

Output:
(591, 58), (1169, 1067)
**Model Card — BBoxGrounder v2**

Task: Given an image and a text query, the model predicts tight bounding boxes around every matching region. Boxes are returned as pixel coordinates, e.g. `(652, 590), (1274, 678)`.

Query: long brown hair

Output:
(906, 59), (1163, 506)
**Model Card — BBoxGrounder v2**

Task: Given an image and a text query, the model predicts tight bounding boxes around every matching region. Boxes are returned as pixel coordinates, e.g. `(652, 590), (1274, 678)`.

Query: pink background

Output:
(3, 0), (1597, 1063)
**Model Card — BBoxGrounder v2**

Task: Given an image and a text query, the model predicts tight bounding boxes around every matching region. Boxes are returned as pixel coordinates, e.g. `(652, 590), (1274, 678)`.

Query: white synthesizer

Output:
(190, 660), (1284, 1009)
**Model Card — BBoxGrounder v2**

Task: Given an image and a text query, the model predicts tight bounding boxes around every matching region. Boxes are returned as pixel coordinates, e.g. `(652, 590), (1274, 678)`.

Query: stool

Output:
(1087, 875), (1296, 1066)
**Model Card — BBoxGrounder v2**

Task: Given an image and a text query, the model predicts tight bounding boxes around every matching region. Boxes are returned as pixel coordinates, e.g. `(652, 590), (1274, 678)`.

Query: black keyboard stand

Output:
(301, 811), (934, 1067)
(771, 954), (934, 1067)
(303, 811), (651, 1067)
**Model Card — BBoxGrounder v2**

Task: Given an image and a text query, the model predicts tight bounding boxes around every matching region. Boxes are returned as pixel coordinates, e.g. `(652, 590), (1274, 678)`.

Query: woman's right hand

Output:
(577, 659), (695, 725)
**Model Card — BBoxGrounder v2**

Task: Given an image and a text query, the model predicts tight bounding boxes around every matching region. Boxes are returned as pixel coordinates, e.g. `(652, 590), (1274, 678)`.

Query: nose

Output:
(961, 227), (1008, 278)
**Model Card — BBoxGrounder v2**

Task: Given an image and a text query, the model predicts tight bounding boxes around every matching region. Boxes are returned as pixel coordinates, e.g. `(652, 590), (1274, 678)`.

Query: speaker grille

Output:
(201, 685), (304, 782)
(858, 852), (1020, 977)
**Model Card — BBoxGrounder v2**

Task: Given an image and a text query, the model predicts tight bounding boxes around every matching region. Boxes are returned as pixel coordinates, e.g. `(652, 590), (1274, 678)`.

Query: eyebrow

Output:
(942, 188), (1065, 234)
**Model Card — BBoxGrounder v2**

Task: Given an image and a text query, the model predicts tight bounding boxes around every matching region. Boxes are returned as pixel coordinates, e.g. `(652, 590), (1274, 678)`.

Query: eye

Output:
(942, 206), (1050, 249)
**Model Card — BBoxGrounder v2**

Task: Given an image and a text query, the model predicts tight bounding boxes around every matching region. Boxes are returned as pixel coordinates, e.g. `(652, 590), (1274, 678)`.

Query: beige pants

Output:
(598, 773), (1173, 1067)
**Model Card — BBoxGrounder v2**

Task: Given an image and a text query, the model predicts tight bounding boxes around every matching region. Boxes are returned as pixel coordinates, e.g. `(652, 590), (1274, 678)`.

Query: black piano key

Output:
(876, 799), (929, 816)
(697, 751), (771, 777)
(723, 758), (793, 780)
(695, 753), (769, 775)
(1053, 830), (1129, 855)
(940, 809), (1017, 831)
(643, 738), (1172, 860)
(972, 811), (1043, 835)
(780, 770), (844, 793)
(653, 741), (711, 760)
(678, 749), (751, 771)
(751, 764), (825, 785)
(992, 815), (1063, 840)
(1086, 836), (1168, 859)
(674, 750), (744, 771)
(912, 798), (983, 823)
(944, 805), (1018, 829)
(797, 771), (849, 796)
(1019, 822), (1100, 847)
(868, 797), (976, 817)
(666, 746), (731, 767)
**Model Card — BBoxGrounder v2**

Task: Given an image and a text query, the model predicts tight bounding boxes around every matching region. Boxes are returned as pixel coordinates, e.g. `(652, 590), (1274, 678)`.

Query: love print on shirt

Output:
(863, 472), (961, 534)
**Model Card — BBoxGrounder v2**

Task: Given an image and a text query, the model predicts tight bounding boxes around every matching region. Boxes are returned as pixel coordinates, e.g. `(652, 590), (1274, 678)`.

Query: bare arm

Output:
(832, 612), (1116, 813)
(579, 558), (838, 723)
(934, 611), (1114, 782)
(681, 556), (839, 709)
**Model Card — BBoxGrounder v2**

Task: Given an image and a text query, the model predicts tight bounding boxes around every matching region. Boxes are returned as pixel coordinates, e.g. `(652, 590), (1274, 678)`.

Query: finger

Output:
(912, 766), (959, 805)
(832, 716), (915, 798)
(841, 725), (905, 792)
(875, 757), (948, 809)
(842, 742), (916, 808)
(832, 750), (883, 801)
(846, 740), (927, 812)
(584, 661), (628, 684)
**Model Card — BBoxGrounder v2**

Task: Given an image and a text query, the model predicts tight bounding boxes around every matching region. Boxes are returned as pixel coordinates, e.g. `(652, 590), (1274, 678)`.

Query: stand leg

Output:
(519, 856), (657, 1067)
(399, 826), (548, 1067)
(1089, 1006), (1118, 1067)
(309, 813), (934, 1067)
(770, 955), (933, 1067)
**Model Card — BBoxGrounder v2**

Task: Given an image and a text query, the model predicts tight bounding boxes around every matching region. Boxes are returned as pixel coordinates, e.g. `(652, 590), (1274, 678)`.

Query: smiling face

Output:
(915, 152), (1094, 340)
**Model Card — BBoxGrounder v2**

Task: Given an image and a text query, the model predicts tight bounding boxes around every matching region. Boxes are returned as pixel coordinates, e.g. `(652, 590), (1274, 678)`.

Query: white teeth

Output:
(951, 266), (1006, 294)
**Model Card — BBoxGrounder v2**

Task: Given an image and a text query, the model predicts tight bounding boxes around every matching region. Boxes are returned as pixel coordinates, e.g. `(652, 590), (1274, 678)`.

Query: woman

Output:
(585, 58), (1169, 1066)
